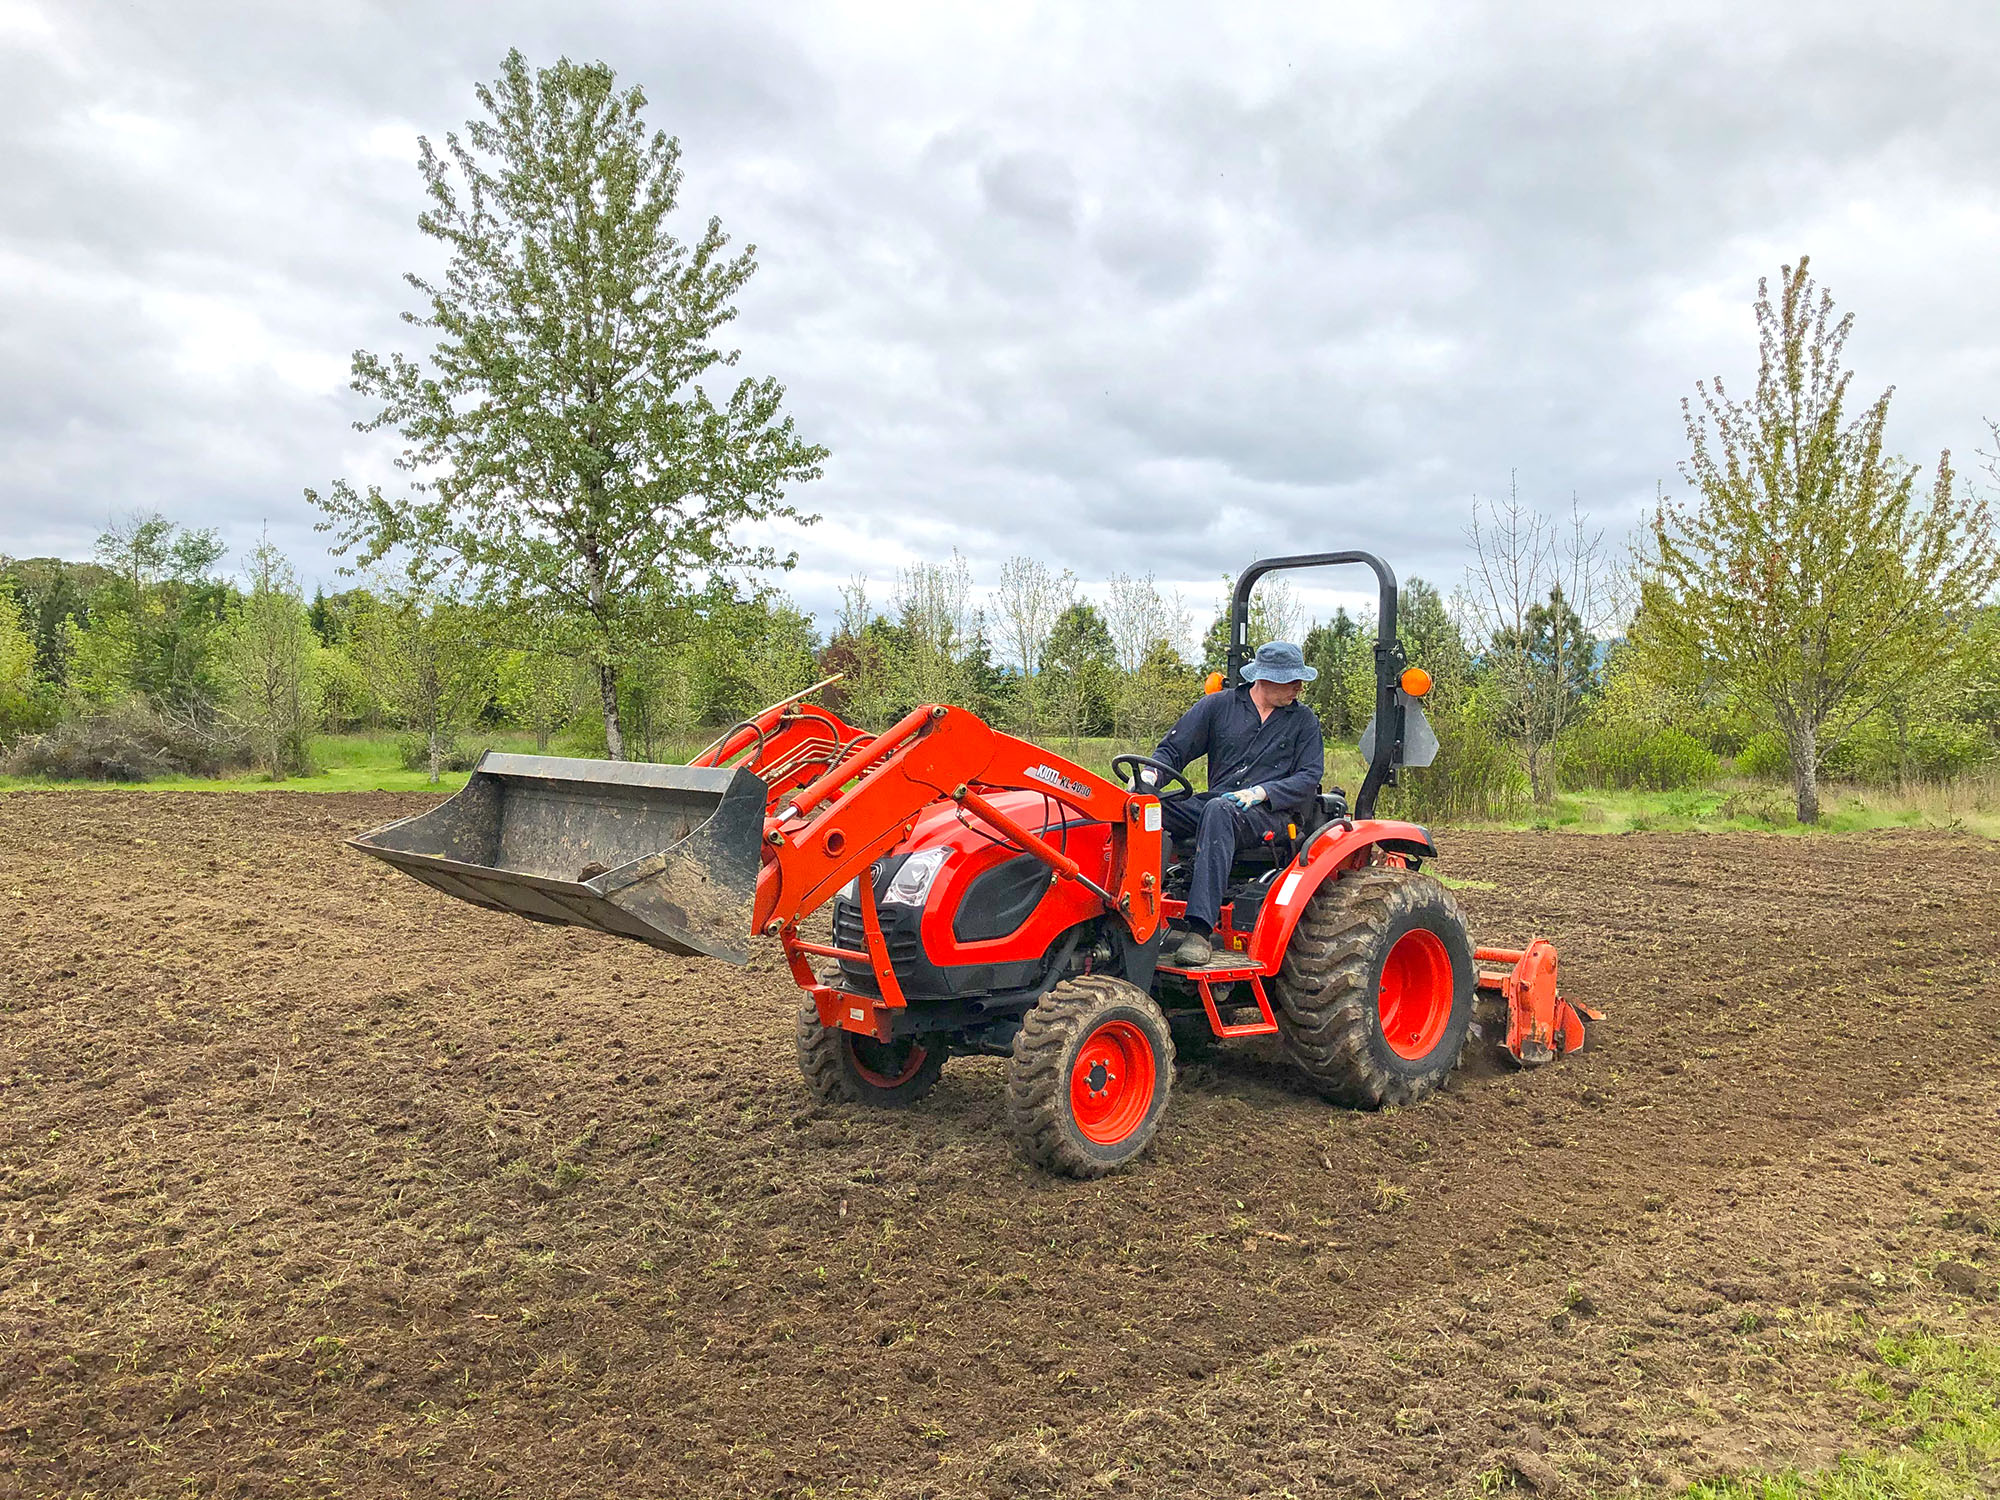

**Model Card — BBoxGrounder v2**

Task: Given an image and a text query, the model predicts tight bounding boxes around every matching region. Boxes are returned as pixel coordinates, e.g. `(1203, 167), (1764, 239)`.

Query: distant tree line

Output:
(0, 524), (821, 784)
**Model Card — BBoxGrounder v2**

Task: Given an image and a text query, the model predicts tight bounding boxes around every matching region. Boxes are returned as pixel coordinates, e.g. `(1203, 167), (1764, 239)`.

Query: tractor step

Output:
(1158, 953), (1264, 976)
(1158, 957), (1280, 1038)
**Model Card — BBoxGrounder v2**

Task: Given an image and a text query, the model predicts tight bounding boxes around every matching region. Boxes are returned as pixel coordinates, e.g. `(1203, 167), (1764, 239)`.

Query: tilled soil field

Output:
(4, 791), (1999, 1498)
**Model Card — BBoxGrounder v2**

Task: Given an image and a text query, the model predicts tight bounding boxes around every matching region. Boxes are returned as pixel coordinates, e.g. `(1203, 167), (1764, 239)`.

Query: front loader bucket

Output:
(348, 753), (768, 964)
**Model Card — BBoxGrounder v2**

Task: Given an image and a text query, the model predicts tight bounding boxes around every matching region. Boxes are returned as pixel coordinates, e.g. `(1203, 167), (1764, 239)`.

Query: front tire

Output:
(1272, 866), (1474, 1107)
(796, 1001), (947, 1106)
(1005, 976), (1175, 1178)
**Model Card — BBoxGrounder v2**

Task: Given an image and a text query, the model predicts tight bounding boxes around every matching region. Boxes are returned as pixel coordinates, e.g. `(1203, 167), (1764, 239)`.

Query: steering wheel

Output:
(1109, 753), (1194, 803)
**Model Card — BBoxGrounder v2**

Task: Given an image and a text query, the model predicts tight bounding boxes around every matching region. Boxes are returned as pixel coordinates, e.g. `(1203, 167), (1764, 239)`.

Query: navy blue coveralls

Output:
(1150, 686), (1325, 932)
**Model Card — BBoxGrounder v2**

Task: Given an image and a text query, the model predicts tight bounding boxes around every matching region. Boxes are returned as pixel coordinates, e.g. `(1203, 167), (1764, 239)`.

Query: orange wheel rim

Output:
(1069, 1020), (1157, 1144)
(1378, 928), (1454, 1061)
(847, 1035), (928, 1088)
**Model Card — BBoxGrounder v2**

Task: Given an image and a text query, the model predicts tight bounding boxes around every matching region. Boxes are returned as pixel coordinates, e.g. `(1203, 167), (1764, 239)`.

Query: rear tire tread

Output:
(1272, 866), (1473, 1107)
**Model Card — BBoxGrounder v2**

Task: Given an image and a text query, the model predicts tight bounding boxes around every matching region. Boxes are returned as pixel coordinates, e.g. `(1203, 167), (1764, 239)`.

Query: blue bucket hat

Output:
(1240, 641), (1317, 684)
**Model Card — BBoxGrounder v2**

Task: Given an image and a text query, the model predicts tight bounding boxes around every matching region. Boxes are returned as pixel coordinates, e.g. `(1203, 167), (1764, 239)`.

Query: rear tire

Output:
(1272, 866), (1474, 1107)
(1005, 976), (1175, 1178)
(795, 1001), (946, 1107)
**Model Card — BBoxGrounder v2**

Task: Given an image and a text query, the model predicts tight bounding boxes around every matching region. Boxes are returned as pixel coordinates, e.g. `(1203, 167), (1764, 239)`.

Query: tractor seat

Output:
(1298, 786), (1348, 839)
(1165, 788), (1350, 894)
(1227, 786), (1348, 881)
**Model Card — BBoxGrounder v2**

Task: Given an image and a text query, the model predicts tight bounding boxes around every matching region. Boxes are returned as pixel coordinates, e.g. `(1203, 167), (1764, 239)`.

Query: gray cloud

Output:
(2, 0), (1996, 637)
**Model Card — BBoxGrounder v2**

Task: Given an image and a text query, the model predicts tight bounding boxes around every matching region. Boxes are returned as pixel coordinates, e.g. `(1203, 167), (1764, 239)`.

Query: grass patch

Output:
(1688, 1327), (2000, 1499)
(3, 725), (1995, 841)
(1454, 779), (2000, 840)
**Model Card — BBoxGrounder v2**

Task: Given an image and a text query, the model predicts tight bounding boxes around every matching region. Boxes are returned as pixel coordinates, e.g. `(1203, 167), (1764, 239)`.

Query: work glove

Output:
(1224, 785), (1266, 808)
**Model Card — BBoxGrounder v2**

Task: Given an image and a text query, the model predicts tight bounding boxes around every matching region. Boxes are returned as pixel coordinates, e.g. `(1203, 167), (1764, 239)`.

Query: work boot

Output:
(1173, 928), (1213, 966)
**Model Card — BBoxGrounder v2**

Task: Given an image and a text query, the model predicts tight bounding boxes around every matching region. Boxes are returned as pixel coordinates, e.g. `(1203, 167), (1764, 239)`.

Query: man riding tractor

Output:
(1148, 640), (1323, 968)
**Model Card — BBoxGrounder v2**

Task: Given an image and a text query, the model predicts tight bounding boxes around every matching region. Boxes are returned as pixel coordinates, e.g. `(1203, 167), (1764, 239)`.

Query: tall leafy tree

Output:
(1302, 609), (1364, 737)
(0, 557), (101, 688)
(310, 51), (827, 759)
(0, 585), (46, 742)
(1646, 258), (1999, 822)
(218, 535), (320, 778)
(1041, 602), (1117, 747)
(89, 513), (230, 713)
(353, 588), (495, 784)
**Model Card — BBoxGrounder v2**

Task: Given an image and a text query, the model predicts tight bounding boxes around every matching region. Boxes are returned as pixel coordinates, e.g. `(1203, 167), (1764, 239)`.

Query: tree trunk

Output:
(1787, 721), (1819, 824)
(427, 728), (443, 786)
(598, 662), (624, 761)
(1526, 739), (1554, 806)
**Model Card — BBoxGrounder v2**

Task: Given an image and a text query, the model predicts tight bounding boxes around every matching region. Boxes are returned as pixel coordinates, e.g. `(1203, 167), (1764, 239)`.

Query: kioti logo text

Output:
(1023, 764), (1092, 799)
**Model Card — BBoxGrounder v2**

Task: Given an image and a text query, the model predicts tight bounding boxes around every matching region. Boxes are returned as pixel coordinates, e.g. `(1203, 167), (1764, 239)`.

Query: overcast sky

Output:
(2, 0), (1996, 637)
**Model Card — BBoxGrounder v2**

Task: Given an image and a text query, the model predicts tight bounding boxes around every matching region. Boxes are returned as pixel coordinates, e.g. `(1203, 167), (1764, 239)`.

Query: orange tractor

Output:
(353, 550), (1590, 1176)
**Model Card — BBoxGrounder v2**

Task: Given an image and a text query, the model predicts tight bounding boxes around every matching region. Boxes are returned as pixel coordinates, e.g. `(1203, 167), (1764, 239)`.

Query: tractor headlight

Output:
(881, 847), (949, 908)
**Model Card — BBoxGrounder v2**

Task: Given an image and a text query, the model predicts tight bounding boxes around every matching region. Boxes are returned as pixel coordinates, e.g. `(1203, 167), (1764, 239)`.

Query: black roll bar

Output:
(1227, 550), (1406, 819)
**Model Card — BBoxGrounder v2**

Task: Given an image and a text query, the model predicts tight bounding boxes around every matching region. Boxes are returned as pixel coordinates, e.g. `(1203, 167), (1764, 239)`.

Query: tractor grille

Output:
(831, 897), (921, 991)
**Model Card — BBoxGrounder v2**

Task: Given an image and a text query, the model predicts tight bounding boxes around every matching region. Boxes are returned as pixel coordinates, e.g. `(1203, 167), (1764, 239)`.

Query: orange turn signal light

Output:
(1204, 670), (1225, 695)
(1399, 666), (1433, 698)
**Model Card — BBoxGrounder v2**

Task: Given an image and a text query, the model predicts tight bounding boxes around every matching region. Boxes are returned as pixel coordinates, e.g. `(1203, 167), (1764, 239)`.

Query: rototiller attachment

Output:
(1476, 940), (1597, 1065)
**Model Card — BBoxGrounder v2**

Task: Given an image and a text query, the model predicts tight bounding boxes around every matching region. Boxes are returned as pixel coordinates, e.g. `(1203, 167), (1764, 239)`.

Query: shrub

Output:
(1842, 717), (1997, 784)
(1, 703), (249, 781)
(1557, 722), (1719, 791)
(1385, 705), (1529, 822)
(1734, 730), (1789, 780)
(0, 681), (62, 747)
(395, 733), (484, 775)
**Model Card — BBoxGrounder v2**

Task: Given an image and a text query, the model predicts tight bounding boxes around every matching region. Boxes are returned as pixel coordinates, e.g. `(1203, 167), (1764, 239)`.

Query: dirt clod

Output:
(1937, 1260), (1996, 1299)
(1500, 1448), (1565, 1491)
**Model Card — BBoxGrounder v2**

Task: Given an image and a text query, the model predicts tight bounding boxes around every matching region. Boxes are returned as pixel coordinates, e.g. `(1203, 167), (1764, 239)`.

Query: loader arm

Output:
(693, 698), (877, 811)
(753, 704), (1163, 945)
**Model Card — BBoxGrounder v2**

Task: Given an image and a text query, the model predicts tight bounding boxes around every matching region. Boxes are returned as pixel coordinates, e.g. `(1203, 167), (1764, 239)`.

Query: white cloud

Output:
(0, 0), (1996, 632)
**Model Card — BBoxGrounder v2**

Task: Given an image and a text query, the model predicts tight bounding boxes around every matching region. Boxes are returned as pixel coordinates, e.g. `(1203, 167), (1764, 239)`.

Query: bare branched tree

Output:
(892, 551), (975, 706)
(994, 556), (1077, 733)
(1461, 477), (1616, 803)
(995, 557), (1076, 675)
(1104, 572), (1176, 675)
(1104, 572), (1195, 741)
(1256, 576), (1303, 647)
(836, 575), (874, 642)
